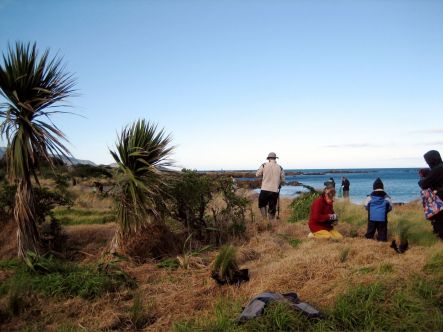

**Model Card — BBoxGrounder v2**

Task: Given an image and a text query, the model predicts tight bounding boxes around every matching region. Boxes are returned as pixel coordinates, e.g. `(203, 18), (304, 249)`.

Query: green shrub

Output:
(0, 182), (15, 220)
(288, 190), (320, 222)
(169, 170), (249, 245)
(0, 184), (72, 224)
(69, 164), (113, 179)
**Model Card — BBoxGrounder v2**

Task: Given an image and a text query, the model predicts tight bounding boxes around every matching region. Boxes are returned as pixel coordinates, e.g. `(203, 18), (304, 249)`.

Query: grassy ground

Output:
(1, 194), (442, 331)
(53, 208), (115, 225)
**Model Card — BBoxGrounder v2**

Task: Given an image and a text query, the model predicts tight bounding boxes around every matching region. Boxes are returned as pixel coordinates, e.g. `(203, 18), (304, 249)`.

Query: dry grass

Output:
(126, 199), (434, 330)
(64, 223), (116, 260)
(0, 196), (440, 331)
(0, 220), (17, 259)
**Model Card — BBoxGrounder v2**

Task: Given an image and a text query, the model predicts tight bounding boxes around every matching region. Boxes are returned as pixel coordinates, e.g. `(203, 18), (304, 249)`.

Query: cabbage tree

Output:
(110, 119), (174, 253)
(0, 42), (75, 257)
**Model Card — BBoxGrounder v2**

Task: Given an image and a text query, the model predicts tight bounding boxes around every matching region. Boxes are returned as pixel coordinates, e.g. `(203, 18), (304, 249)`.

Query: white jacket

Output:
(256, 160), (285, 193)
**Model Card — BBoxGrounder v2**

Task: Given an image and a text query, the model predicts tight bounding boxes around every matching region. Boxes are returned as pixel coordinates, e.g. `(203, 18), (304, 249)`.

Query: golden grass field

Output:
(1, 191), (442, 331)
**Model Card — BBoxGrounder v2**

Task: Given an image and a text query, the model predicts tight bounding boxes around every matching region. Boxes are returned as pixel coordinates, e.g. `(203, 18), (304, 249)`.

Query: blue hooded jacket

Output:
(365, 190), (392, 222)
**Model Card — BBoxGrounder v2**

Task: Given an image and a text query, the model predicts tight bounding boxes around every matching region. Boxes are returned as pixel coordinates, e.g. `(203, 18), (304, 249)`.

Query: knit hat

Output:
(373, 177), (384, 190)
(324, 180), (335, 189)
(424, 150), (442, 169)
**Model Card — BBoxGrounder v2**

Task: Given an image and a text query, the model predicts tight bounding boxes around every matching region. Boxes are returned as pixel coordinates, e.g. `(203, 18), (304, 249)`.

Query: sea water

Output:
(273, 168), (420, 204)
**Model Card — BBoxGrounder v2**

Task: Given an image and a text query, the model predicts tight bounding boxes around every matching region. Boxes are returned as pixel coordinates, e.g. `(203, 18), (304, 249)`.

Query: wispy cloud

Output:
(388, 157), (421, 161)
(409, 129), (443, 135)
(415, 141), (443, 146)
(323, 143), (381, 148)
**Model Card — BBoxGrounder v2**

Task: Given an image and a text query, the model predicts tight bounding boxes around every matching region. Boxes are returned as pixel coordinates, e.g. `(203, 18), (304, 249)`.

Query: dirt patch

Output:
(0, 220), (17, 259)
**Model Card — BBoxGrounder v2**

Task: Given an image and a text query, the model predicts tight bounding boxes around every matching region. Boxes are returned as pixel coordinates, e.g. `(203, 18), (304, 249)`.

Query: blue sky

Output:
(1, 0), (443, 169)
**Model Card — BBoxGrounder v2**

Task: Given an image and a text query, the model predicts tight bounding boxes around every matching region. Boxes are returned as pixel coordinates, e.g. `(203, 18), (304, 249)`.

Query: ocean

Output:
(273, 168), (421, 204)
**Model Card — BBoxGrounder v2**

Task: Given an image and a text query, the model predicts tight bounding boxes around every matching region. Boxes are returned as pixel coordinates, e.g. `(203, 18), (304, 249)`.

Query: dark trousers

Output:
(258, 190), (279, 216)
(343, 190), (349, 198)
(365, 221), (387, 242)
(431, 212), (443, 240)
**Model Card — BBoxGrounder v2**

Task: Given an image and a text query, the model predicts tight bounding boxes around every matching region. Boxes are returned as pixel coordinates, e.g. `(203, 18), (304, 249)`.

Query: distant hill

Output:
(0, 147), (96, 166)
(61, 156), (96, 166)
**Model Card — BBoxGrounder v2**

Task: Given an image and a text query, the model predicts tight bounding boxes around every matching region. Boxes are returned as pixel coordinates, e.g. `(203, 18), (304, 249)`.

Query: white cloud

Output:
(323, 143), (381, 148)
(409, 129), (443, 134)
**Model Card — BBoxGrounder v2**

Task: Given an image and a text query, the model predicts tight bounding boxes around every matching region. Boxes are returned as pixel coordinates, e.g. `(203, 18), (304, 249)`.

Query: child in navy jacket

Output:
(364, 178), (392, 241)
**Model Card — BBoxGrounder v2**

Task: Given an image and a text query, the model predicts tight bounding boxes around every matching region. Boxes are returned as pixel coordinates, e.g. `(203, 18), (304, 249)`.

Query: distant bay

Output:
(254, 168), (421, 204)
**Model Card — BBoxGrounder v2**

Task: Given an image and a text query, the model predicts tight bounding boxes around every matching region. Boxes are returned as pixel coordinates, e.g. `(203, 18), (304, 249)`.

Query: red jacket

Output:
(309, 194), (334, 232)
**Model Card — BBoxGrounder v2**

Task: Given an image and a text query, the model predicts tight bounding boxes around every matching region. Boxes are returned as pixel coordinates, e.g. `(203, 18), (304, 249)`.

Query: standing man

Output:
(341, 177), (350, 199)
(256, 152), (285, 220)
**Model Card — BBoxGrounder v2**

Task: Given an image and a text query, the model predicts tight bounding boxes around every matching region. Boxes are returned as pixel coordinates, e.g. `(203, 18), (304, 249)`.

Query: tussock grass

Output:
(289, 239), (302, 248)
(334, 201), (367, 230)
(339, 246), (350, 263)
(174, 297), (243, 332)
(157, 258), (180, 270)
(390, 204), (436, 247)
(53, 208), (115, 225)
(243, 302), (314, 332)
(379, 263), (393, 274)
(211, 245), (239, 281)
(55, 324), (87, 332)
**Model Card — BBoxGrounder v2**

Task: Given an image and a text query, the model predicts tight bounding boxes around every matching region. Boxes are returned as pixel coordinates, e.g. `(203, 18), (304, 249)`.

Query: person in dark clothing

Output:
(364, 178), (392, 241)
(341, 177), (350, 199)
(418, 150), (443, 239)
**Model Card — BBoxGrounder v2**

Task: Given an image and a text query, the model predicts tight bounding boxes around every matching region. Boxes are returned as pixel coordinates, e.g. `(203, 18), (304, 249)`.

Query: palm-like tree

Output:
(110, 119), (174, 253)
(0, 42), (76, 258)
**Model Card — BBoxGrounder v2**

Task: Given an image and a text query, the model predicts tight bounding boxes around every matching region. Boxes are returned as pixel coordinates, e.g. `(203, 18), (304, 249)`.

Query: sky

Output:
(1, 0), (443, 170)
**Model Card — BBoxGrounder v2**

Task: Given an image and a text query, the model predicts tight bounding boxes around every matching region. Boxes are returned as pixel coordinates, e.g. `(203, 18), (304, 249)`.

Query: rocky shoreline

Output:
(201, 169), (370, 179)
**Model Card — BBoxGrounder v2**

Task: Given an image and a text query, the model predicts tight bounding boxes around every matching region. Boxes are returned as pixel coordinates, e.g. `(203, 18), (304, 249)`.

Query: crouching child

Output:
(364, 178), (392, 241)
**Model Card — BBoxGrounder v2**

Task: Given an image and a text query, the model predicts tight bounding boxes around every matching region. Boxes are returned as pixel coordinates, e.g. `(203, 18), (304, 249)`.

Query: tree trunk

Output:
(15, 179), (41, 258)
(110, 227), (124, 254)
